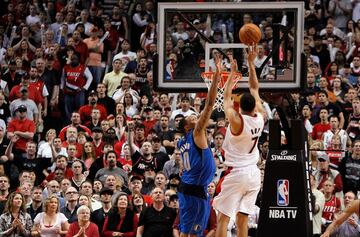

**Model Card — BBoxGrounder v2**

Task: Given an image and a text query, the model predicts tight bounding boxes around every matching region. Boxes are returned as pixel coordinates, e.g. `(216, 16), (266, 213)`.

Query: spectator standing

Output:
(61, 54), (93, 122)
(83, 26), (104, 90)
(136, 187), (176, 237)
(90, 187), (113, 233)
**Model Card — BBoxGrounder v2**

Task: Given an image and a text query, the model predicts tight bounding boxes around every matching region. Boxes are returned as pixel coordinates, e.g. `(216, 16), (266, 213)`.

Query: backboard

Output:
(154, 2), (305, 92)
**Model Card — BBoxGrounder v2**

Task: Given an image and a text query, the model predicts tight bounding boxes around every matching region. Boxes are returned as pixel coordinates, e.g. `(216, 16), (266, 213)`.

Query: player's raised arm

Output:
(193, 55), (221, 146)
(247, 44), (264, 115)
(223, 56), (242, 134)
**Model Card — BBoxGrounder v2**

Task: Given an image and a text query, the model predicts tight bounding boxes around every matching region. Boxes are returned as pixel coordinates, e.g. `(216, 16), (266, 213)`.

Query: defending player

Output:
(213, 45), (264, 237)
(176, 56), (220, 237)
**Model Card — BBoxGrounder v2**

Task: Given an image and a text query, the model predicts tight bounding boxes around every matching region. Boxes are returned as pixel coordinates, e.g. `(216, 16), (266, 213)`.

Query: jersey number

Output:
(249, 137), (259, 153)
(183, 152), (191, 171)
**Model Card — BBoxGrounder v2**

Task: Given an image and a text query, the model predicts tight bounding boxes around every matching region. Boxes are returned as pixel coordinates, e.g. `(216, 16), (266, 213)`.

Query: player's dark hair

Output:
(240, 92), (256, 113)
(178, 117), (186, 134)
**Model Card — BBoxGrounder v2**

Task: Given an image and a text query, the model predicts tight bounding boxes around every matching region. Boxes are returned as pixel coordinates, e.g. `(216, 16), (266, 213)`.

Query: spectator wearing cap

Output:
(90, 187), (113, 233)
(168, 194), (179, 210)
(103, 192), (138, 237)
(78, 90), (107, 127)
(152, 135), (169, 170)
(96, 83), (116, 116)
(6, 105), (35, 153)
(128, 175), (153, 206)
(9, 87), (38, 122)
(95, 150), (128, 186)
(137, 187), (177, 237)
(170, 97), (196, 120)
(339, 140), (360, 194)
(163, 149), (181, 179)
(91, 126), (104, 157)
(141, 166), (156, 195)
(313, 152), (343, 193)
(168, 173), (181, 192)
(103, 56), (128, 97)
(61, 53), (93, 122)
(83, 25), (104, 90)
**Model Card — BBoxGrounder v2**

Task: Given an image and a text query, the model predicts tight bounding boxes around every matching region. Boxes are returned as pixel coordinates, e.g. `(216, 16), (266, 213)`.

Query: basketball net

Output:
(201, 71), (242, 112)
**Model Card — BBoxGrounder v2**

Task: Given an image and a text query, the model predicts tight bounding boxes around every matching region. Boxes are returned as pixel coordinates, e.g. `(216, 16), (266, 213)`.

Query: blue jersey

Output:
(178, 130), (216, 186)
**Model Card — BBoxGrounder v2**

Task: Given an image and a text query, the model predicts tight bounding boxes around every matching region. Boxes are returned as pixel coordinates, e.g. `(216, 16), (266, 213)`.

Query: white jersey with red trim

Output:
(223, 112), (264, 168)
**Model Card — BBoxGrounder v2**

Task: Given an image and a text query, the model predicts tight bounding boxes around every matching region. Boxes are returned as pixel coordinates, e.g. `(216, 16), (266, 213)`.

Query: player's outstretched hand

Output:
(229, 55), (238, 73)
(246, 43), (258, 63)
(214, 54), (223, 74)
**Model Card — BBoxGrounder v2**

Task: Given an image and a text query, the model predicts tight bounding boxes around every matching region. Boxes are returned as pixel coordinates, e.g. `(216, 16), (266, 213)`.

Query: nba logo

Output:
(277, 179), (289, 206)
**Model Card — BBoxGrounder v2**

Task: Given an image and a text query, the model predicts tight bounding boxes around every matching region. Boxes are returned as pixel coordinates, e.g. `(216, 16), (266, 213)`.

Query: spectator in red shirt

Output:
(312, 107), (331, 141)
(62, 126), (83, 158)
(46, 155), (74, 182)
(91, 127), (104, 158)
(79, 90), (107, 127)
(128, 175), (153, 206)
(7, 105), (35, 152)
(142, 106), (157, 136)
(59, 112), (91, 141)
(72, 30), (89, 65)
(66, 205), (99, 237)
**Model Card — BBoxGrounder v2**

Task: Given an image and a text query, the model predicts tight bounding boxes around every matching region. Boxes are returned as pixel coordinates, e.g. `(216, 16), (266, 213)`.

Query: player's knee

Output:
(236, 212), (248, 226)
(217, 213), (230, 225)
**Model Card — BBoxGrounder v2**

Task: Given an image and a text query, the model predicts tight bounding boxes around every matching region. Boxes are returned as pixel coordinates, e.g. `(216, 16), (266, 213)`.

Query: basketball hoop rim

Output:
(201, 71), (242, 89)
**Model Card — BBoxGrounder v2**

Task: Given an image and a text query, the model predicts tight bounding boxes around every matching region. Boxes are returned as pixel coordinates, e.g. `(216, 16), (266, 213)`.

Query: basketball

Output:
(239, 23), (262, 45)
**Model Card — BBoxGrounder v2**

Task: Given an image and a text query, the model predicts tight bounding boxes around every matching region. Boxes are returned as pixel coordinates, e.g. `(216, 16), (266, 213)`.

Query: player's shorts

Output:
(213, 165), (261, 218)
(178, 182), (211, 235)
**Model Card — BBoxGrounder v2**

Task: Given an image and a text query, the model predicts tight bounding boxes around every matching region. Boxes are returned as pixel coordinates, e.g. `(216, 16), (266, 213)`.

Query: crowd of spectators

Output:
(0, 0), (359, 236)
